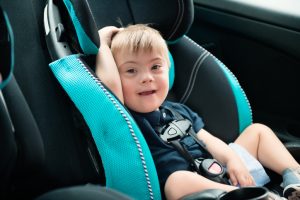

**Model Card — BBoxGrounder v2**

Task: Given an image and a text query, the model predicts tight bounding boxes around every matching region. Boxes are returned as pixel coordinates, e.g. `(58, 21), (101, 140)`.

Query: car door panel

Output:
(188, 0), (300, 141)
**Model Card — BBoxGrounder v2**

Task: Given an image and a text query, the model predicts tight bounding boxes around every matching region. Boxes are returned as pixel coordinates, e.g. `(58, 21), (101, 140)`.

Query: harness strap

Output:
(156, 105), (229, 183)
(162, 105), (209, 155)
(156, 105), (206, 171)
(169, 140), (199, 171)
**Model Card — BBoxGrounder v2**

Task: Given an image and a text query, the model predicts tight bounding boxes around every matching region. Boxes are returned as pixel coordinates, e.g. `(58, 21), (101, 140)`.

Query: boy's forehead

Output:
(115, 48), (169, 68)
(117, 48), (167, 60)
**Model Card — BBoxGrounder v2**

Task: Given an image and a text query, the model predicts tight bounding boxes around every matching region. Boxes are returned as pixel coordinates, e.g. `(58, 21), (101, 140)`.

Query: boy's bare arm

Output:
(197, 129), (255, 187)
(96, 26), (124, 103)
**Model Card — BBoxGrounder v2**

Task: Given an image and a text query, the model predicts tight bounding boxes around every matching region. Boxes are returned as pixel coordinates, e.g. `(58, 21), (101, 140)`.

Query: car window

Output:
(194, 0), (300, 31)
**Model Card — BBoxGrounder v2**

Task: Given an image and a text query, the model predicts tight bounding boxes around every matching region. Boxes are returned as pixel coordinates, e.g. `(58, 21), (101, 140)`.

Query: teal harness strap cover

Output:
(49, 54), (161, 200)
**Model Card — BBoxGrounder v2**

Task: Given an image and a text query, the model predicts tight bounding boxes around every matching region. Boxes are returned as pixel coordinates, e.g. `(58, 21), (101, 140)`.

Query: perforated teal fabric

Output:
(49, 54), (161, 200)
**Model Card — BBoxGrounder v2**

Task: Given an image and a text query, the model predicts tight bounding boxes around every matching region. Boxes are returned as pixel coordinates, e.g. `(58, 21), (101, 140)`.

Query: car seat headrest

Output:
(45, 0), (179, 88)
(56, 0), (194, 52)
(0, 6), (14, 89)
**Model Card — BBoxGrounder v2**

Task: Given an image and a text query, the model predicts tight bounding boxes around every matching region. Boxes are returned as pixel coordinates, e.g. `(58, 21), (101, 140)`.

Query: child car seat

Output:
(42, 0), (300, 199)
(42, 0), (251, 199)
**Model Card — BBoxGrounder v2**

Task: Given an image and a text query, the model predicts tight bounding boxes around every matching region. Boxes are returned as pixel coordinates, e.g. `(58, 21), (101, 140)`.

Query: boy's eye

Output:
(126, 68), (136, 74)
(152, 64), (161, 70)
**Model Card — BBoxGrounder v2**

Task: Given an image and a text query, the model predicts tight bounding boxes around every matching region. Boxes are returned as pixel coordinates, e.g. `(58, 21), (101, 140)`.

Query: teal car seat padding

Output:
(49, 54), (161, 200)
(63, 0), (98, 55)
(168, 52), (175, 89)
(0, 7), (14, 89)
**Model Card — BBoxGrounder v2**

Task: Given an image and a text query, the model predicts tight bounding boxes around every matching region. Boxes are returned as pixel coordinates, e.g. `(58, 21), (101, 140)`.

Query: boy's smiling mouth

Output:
(138, 90), (156, 96)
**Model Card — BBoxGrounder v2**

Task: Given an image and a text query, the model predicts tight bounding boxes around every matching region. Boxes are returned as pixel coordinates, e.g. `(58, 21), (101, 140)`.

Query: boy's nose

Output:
(141, 73), (154, 84)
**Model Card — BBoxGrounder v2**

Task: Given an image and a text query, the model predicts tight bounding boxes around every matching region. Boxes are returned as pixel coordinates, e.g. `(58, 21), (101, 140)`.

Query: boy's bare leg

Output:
(234, 123), (299, 174)
(164, 170), (237, 200)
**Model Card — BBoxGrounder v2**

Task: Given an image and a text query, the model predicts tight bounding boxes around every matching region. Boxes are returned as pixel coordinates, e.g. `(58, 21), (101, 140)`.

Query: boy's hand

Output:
(98, 26), (121, 47)
(226, 158), (255, 187)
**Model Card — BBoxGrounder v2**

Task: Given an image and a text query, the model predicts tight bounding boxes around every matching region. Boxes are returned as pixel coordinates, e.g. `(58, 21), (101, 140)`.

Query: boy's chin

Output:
(129, 106), (159, 113)
(133, 108), (157, 113)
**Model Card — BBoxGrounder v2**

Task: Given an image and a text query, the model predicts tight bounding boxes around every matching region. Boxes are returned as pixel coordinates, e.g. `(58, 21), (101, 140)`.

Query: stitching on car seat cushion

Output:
(183, 36), (253, 131)
(179, 51), (209, 104)
(168, 0), (184, 40)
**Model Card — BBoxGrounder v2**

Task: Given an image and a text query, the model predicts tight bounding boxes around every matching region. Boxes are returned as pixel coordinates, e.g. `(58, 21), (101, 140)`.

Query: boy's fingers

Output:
(98, 26), (118, 35)
(228, 172), (238, 186)
(238, 175), (255, 187)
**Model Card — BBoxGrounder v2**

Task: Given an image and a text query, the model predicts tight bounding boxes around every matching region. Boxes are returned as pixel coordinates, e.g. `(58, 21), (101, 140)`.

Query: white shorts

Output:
(229, 143), (270, 186)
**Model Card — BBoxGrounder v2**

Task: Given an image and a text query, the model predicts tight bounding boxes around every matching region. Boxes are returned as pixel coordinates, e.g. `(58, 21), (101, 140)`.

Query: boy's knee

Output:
(249, 123), (272, 135)
(251, 123), (266, 129)
(165, 171), (185, 198)
(164, 171), (196, 200)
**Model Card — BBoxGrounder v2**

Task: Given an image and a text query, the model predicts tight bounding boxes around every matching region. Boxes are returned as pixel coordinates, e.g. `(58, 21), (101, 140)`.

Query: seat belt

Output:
(156, 105), (230, 184)
(161, 106), (208, 152)
(169, 140), (199, 171)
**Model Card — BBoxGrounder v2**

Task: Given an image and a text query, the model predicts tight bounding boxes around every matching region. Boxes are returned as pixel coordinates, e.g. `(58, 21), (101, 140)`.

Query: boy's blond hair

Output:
(111, 24), (170, 67)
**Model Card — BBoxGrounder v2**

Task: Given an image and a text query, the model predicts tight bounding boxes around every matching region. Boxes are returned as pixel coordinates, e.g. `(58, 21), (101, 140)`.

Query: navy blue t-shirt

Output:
(130, 101), (207, 191)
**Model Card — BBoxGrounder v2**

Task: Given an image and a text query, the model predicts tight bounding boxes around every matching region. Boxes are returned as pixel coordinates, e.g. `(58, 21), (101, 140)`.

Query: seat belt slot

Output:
(55, 23), (66, 42)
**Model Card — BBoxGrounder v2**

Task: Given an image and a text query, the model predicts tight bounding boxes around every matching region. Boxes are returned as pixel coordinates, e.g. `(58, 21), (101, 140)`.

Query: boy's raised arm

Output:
(96, 26), (124, 103)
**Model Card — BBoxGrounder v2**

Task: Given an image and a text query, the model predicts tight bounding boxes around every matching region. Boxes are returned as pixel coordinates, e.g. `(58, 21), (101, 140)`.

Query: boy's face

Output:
(115, 49), (169, 113)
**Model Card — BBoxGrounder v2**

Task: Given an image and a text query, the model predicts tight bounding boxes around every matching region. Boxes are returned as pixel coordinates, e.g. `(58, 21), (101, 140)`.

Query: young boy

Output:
(96, 24), (300, 200)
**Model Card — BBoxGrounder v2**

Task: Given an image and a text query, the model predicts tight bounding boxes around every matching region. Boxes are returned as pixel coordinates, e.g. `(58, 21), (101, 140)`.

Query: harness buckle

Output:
(156, 107), (230, 184)
(195, 158), (230, 184)
(159, 119), (192, 143)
